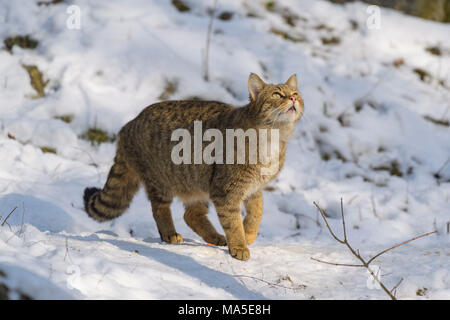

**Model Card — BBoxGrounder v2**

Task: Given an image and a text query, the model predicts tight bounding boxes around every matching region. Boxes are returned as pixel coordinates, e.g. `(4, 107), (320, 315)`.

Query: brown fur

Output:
(84, 73), (303, 260)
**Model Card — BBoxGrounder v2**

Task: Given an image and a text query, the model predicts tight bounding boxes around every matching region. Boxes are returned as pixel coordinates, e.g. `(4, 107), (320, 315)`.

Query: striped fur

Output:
(83, 73), (303, 260)
(84, 153), (140, 221)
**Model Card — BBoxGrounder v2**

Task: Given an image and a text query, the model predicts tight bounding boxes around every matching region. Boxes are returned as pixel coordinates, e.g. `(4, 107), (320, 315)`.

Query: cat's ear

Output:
(285, 74), (298, 90)
(248, 73), (266, 101)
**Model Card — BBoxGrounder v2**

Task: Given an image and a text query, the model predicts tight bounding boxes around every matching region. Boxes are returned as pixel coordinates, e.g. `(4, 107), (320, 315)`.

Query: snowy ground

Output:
(0, 0), (449, 300)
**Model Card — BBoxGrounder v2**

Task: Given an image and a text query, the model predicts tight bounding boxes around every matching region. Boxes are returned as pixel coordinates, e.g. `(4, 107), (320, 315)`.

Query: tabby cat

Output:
(83, 73), (303, 260)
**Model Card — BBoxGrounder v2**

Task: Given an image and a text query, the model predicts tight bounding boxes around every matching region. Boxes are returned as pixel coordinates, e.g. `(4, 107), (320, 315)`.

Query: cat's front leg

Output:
(212, 195), (249, 261)
(243, 191), (263, 245)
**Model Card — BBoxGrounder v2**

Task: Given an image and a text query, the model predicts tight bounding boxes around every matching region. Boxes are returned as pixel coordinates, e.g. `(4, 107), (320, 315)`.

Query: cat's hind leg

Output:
(145, 186), (182, 244)
(183, 202), (226, 246)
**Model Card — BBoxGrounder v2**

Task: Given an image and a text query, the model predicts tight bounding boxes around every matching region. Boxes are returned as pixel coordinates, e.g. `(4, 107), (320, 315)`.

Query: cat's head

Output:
(247, 73), (303, 124)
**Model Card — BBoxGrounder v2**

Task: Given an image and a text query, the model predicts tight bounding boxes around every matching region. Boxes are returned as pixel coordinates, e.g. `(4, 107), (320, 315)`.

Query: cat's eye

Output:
(272, 92), (283, 99)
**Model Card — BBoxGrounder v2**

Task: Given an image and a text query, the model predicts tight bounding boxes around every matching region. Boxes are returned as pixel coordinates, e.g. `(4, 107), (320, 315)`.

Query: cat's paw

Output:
(229, 247), (250, 261)
(162, 233), (184, 244)
(206, 234), (227, 246)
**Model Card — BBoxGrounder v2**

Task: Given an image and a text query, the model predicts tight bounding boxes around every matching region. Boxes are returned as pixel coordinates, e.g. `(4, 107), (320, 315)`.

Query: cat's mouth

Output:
(288, 105), (296, 112)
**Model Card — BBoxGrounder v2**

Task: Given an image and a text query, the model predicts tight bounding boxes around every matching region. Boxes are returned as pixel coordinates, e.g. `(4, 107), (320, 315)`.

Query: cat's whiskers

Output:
(264, 106), (285, 125)
(262, 110), (278, 125)
(265, 107), (280, 120)
(297, 111), (316, 143)
(300, 112), (313, 128)
(271, 110), (283, 131)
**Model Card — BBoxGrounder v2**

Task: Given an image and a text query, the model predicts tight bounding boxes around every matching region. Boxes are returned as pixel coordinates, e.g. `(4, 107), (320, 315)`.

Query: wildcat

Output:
(83, 73), (303, 260)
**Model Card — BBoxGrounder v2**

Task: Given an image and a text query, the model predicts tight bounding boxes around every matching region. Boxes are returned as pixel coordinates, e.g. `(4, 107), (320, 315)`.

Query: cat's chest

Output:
(243, 170), (278, 200)
(243, 147), (286, 200)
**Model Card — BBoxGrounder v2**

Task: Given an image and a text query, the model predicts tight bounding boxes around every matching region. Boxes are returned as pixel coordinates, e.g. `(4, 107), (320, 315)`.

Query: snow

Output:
(0, 0), (449, 300)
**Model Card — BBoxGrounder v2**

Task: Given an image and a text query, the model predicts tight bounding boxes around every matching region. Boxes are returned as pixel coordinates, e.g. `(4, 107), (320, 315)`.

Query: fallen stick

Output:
(233, 274), (306, 291)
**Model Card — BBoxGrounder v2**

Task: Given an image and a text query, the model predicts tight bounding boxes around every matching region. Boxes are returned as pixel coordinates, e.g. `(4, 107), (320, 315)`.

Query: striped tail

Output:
(83, 154), (140, 222)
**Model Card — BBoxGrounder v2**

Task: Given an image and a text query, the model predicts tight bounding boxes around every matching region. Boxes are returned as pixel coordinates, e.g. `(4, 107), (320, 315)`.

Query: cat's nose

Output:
(289, 96), (296, 102)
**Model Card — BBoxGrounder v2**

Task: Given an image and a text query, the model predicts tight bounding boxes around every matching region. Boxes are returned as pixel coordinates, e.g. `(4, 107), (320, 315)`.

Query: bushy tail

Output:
(84, 154), (140, 222)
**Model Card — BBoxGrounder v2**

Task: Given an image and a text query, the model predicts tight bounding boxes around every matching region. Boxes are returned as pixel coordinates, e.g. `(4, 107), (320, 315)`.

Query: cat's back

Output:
(129, 100), (235, 131)
(117, 100), (235, 196)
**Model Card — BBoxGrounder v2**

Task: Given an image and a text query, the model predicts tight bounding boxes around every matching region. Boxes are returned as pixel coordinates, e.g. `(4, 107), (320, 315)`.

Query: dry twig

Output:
(312, 199), (437, 300)
(233, 274), (306, 291)
(1, 206), (18, 227)
(203, 0), (218, 81)
(63, 237), (73, 264)
(18, 202), (25, 237)
(434, 156), (450, 182)
(390, 277), (403, 297)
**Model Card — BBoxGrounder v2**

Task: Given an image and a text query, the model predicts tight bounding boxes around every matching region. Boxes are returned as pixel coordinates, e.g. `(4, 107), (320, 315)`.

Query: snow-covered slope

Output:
(0, 0), (449, 299)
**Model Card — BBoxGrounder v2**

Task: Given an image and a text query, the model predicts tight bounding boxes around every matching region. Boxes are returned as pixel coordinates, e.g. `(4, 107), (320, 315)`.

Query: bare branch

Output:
(391, 277), (404, 297)
(340, 198), (347, 241)
(367, 230), (437, 265)
(1, 206), (17, 227)
(313, 201), (345, 244)
(370, 191), (379, 218)
(203, 0), (218, 82)
(233, 274), (306, 291)
(63, 237), (73, 264)
(310, 257), (364, 268)
(312, 199), (437, 300)
(18, 202), (25, 237)
(435, 156), (450, 177)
